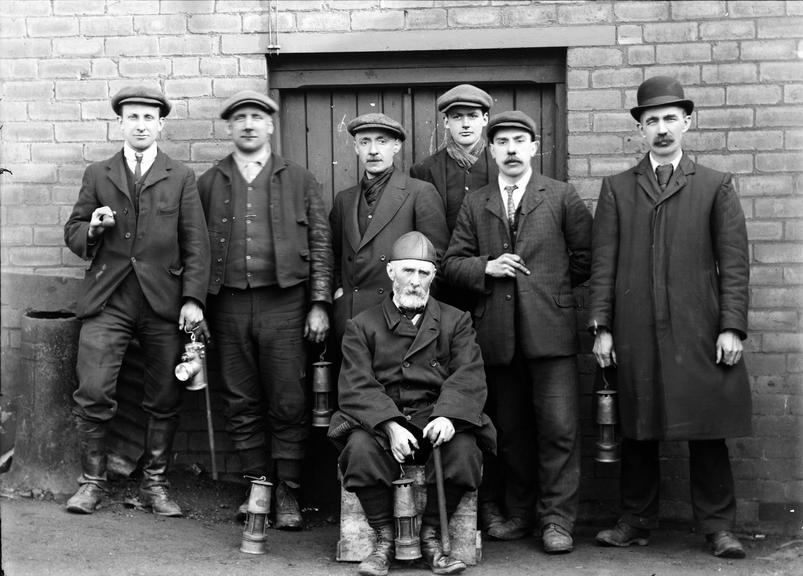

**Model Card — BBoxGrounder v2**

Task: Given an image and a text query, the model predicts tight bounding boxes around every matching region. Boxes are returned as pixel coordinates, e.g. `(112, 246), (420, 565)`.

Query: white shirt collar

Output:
(233, 148), (271, 182)
(123, 142), (158, 174)
(498, 168), (532, 212)
(648, 150), (682, 173)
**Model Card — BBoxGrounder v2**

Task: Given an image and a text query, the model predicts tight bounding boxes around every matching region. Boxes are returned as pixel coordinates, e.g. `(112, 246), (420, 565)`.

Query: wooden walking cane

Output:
(203, 382), (218, 480)
(432, 445), (451, 555)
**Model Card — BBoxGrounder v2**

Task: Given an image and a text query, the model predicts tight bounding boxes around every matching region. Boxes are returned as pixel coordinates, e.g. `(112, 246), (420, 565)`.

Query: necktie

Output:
(504, 185), (518, 227)
(134, 153), (143, 184)
(656, 164), (673, 191)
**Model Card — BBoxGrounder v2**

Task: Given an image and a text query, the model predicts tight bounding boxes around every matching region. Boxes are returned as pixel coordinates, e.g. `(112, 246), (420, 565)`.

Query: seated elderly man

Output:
(329, 231), (495, 576)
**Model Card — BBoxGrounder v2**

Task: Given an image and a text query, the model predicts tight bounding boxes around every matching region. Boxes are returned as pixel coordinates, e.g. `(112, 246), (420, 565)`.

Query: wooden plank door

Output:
(275, 83), (562, 212)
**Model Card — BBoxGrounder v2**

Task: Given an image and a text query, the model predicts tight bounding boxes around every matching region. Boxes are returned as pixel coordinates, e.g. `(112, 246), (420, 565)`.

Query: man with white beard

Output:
(328, 231), (495, 576)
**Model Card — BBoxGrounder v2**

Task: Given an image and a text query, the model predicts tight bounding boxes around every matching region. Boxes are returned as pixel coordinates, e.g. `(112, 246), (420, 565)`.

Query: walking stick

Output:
(204, 381), (218, 480)
(432, 445), (451, 555)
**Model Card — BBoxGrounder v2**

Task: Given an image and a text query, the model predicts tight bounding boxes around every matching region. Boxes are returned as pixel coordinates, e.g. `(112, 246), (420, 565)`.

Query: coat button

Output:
(430, 360), (439, 367)
(130, 257), (136, 263)
(216, 258), (222, 263)
(380, 255), (386, 262)
(354, 287), (359, 292)
(123, 208), (129, 215)
(224, 199), (230, 204)
(220, 238), (226, 243)
(215, 277), (220, 283)
(503, 243), (509, 249)
(378, 288), (384, 294)
(505, 294), (512, 301)
(124, 232), (131, 239)
(403, 361), (410, 368)
(222, 218), (228, 223)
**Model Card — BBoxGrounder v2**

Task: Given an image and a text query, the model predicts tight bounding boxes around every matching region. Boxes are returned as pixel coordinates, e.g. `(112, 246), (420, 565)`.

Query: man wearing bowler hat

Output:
(329, 231), (495, 576)
(443, 111), (592, 554)
(197, 90), (333, 529)
(330, 113), (449, 342)
(64, 85), (210, 516)
(588, 76), (750, 558)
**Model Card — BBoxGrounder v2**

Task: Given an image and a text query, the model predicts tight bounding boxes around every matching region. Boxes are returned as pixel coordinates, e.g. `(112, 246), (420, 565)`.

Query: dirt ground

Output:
(1, 473), (802, 576)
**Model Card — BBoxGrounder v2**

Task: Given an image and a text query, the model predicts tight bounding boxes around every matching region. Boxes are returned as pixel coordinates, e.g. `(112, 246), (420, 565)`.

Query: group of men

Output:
(62, 74), (751, 576)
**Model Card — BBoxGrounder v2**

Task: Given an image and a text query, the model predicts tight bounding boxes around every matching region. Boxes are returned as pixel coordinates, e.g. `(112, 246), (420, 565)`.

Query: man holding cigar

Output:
(443, 111), (592, 553)
(329, 232), (495, 576)
(64, 85), (210, 516)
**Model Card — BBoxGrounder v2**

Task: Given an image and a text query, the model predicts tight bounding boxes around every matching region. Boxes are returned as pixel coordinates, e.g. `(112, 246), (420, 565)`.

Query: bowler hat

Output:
(111, 85), (171, 117)
(487, 110), (537, 140)
(220, 90), (278, 119)
(630, 76), (694, 121)
(390, 231), (437, 264)
(437, 84), (493, 113)
(347, 113), (406, 141)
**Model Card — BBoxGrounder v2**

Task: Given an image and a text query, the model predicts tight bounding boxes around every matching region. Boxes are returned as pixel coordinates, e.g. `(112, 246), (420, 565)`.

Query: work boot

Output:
(139, 418), (182, 517)
(541, 523), (574, 554)
(420, 524), (466, 575)
(595, 520), (650, 547)
(478, 501), (505, 533)
(487, 515), (531, 541)
(706, 531), (746, 559)
(358, 524), (395, 576)
(66, 418), (108, 515)
(274, 481), (303, 530)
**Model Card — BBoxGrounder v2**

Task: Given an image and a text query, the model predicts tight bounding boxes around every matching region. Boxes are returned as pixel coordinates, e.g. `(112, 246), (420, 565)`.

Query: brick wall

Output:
(1, 0), (801, 531)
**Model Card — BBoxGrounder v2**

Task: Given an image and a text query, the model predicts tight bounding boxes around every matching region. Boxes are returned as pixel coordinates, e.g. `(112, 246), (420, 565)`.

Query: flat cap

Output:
(390, 231), (437, 264)
(630, 76), (694, 121)
(437, 84), (493, 113)
(487, 110), (537, 140)
(347, 113), (406, 141)
(111, 85), (171, 117)
(220, 90), (278, 120)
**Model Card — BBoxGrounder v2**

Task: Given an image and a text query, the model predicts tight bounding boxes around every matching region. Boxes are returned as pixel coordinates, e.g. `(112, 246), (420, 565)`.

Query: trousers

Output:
(619, 437), (738, 534)
(206, 284), (309, 462)
(73, 272), (184, 422)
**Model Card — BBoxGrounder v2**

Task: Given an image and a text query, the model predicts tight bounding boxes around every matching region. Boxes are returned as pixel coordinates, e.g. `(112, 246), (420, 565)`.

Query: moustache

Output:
(504, 157), (523, 164)
(654, 137), (674, 145)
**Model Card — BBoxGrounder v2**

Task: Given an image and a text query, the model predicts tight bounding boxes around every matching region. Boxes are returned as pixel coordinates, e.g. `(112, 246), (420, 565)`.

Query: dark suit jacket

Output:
(64, 149), (210, 322)
(328, 296), (496, 454)
(329, 169), (449, 339)
(442, 173), (592, 366)
(410, 147), (497, 232)
(587, 154), (751, 440)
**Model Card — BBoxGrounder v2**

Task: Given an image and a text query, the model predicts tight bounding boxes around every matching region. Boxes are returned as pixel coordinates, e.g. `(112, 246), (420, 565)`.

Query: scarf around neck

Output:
(443, 130), (486, 170)
(361, 165), (394, 206)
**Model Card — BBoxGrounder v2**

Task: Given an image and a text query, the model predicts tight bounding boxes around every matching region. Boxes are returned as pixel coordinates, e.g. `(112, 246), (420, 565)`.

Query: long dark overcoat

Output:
(329, 169), (449, 339)
(328, 296), (495, 453)
(64, 149), (210, 321)
(441, 173), (593, 366)
(587, 154), (751, 441)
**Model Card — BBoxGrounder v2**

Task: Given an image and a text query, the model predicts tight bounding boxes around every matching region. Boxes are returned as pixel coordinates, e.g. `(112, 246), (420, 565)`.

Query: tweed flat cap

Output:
(487, 110), (537, 140)
(347, 113), (406, 141)
(437, 84), (493, 113)
(220, 90), (278, 119)
(390, 231), (437, 264)
(630, 76), (694, 121)
(111, 85), (171, 117)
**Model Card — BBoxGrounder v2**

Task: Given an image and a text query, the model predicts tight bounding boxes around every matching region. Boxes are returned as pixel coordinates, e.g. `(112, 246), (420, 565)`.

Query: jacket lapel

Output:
(656, 154), (694, 206)
(344, 186), (362, 253)
(104, 150), (131, 203)
(633, 155), (659, 202)
(404, 300), (441, 360)
(484, 182), (509, 229)
(140, 150), (170, 192)
(359, 169), (409, 250)
(517, 174), (545, 227)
